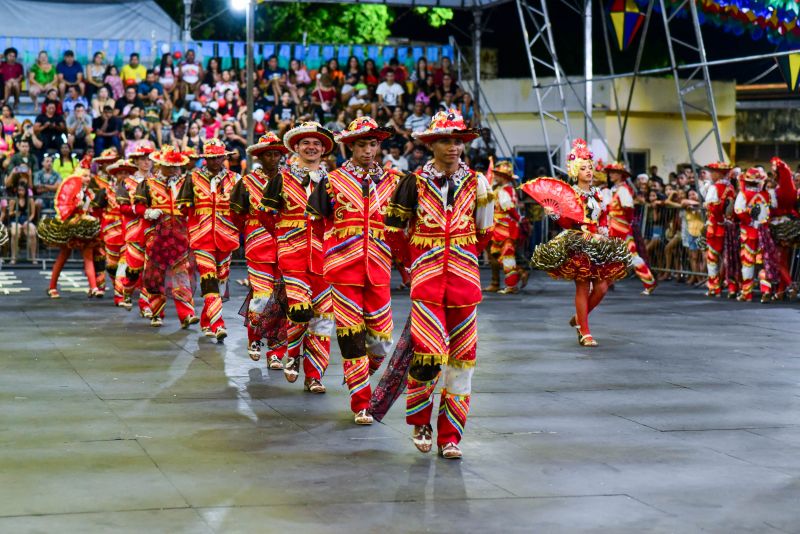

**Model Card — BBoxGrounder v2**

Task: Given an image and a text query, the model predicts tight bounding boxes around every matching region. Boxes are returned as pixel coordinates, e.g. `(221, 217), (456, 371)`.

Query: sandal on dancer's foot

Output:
(354, 409), (373, 425)
(283, 357), (300, 383)
(267, 355), (284, 370)
(439, 442), (463, 460)
(304, 378), (326, 394)
(412, 424), (433, 453)
(150, 316), (163, 328)
(579, 334), (598, 347)
(181, 315), (200, 329)
(47, 288), (60, 299)
(248, 341), (263, 361)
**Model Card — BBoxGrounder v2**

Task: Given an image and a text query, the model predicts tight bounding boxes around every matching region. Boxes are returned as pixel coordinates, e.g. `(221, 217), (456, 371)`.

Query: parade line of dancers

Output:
(36, 109), (799, 459)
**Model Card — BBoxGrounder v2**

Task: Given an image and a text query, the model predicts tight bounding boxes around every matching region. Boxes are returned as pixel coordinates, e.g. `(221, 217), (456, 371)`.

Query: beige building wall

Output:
(481, 76), (736, 174)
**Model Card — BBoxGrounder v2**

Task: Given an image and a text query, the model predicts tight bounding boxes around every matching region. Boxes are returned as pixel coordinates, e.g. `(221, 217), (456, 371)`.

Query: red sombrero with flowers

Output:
(150, 145), (190, 167)
(743, 167), (766, 183)
(283, 121), (335, 155)
(412, 108), (479, 143)
(93, 147), (119, 164)
(603, 161), (631, 178)
(335, 116), (394, 144)
(197, 138), (234, 159)
(106, 159), (138, 175)
(129, 141), (156, 159)
(247, 132), (290, 157)
(703, 161), (733, 172)
(493, 160), (518, 181)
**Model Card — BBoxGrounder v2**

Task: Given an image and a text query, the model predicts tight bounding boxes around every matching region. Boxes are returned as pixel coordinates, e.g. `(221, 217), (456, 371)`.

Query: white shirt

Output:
(376, 82), (403, 106)
(384, 154), (409, 173)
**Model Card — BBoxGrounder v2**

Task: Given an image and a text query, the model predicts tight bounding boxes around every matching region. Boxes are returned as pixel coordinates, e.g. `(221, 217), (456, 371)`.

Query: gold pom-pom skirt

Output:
(531, 230), (631, 282)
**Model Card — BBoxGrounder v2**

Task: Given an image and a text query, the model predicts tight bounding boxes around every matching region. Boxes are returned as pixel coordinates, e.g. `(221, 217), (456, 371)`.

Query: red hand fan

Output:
(520, 177), (584, 224)
(55, 175), (85, 221)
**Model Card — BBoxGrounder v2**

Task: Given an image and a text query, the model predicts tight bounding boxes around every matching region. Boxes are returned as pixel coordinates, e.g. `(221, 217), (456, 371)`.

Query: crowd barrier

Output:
(1, 36), (453, 72)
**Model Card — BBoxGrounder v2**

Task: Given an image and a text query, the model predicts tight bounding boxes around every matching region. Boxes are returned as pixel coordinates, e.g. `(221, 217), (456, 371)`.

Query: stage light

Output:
(231, 0), (249, 12)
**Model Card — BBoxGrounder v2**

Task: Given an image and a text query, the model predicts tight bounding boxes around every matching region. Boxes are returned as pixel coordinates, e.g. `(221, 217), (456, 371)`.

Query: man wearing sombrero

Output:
(733, 167), (769, 302)
(702, 161), (737, 297)
(385, 109), (494, 459)
(605, 161), (657, 295)
(91, 147), (124, 303)
(307, 117), (399, 424)
(261, 122), (336, 393)
(118, 142), (155, 317)
(134, 145), (198, 328)
(177, 138), (241, 341)
(231, 132), (289, 368)
(486, 159), (526, 295)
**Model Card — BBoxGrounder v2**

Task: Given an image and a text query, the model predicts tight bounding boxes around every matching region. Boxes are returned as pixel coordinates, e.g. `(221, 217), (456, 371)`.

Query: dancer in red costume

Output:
(733, 167), (770, 302)
(702, 161), (738, 298)
(177, 139), (241, 341)
(231, 132), (289, 368)
(523, 140), (631, 347)
(307, 117), (399, 425)
(118, 142), (155, 317)
(38, 164), (103, 298)
(134, 145), (199, 328)
(261, 122), (336, 393)
(486, 160), (526, 294)
(604, 161), (656, 295)
(90, 148), (122, 300)
(765, 157), (799, 300)
(385, 109), (494, 459)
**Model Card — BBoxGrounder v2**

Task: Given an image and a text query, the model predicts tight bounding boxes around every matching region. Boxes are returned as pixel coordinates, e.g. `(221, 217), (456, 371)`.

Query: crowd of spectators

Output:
(1, 45), (492, 263)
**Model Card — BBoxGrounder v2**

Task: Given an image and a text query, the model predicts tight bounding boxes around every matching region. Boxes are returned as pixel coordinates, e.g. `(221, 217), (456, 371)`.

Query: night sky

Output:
(392, 1), (785, 84)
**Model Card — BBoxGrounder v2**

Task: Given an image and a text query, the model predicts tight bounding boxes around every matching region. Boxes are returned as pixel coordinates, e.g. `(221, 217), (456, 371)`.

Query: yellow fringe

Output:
(447, 358), (476, 369)
(337, 322), (366, 337)
(386, 204), (413, 220)
(194, 208), (231, 216)
(412, 352), (448, 367)
(289, 302), (312, 313)
(276, 219), (307, 229)
(317, 312), (336, 321)
(476, 191), (494, 207)
(409, 234), (478, 247)
(366, 327), (393, 341)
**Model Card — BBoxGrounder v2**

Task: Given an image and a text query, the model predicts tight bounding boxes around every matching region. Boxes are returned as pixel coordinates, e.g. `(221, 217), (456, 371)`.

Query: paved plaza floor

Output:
(1, 266), (799, 533)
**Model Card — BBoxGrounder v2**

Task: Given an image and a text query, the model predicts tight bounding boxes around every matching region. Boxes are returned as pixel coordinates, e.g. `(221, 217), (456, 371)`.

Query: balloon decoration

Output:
(608, 0), (646, 51)
(631, 0), (800, 44)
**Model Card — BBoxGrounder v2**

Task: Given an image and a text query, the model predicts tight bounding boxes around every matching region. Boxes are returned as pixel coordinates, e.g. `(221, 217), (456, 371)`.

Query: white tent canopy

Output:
(0, 0), (181, 42)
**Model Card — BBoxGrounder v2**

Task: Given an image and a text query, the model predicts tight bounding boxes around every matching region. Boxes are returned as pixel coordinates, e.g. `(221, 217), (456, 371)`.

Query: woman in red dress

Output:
(524, 139), (630, 347)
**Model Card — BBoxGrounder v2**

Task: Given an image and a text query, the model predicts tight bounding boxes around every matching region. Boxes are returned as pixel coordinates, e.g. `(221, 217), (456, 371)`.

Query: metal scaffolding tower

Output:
(658, 0), (725, 170)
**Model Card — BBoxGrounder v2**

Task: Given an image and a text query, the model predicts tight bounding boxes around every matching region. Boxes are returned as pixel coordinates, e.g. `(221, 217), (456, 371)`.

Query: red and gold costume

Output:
(91, 150), (126, 305)
(38, 166), (103, 297)
(231, 133), (288, 363)
(385, 109), (494, 453)
(524, 140), (631, 349)
(176, 139), (241, 338)
(118, 146), (155, 316)
(488, 160), (523, 293)
(261, 123), (336, 389)
(703, 162), (738, 297)
(604, 162), (656, 294)
(733, 168), (770, 301)
(134, 146), (197, 326)
(766, 157), (799, 299)
(306, 117), (399, 417)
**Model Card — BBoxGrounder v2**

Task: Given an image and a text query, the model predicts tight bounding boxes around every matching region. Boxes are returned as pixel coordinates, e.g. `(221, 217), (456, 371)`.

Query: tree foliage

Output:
(413, 7), (454, 28)
(260, 4), (392, 44)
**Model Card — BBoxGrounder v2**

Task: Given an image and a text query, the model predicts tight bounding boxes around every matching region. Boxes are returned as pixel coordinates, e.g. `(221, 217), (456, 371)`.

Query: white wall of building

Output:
(480, 76), (736, 175)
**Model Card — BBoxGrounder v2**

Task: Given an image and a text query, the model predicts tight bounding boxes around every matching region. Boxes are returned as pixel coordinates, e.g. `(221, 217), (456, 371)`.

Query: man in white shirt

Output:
(383, 145), (409, 172)
(179, 49), (203, 102)
(404, 101), (430, 134)
(376, 71), (404, 112)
